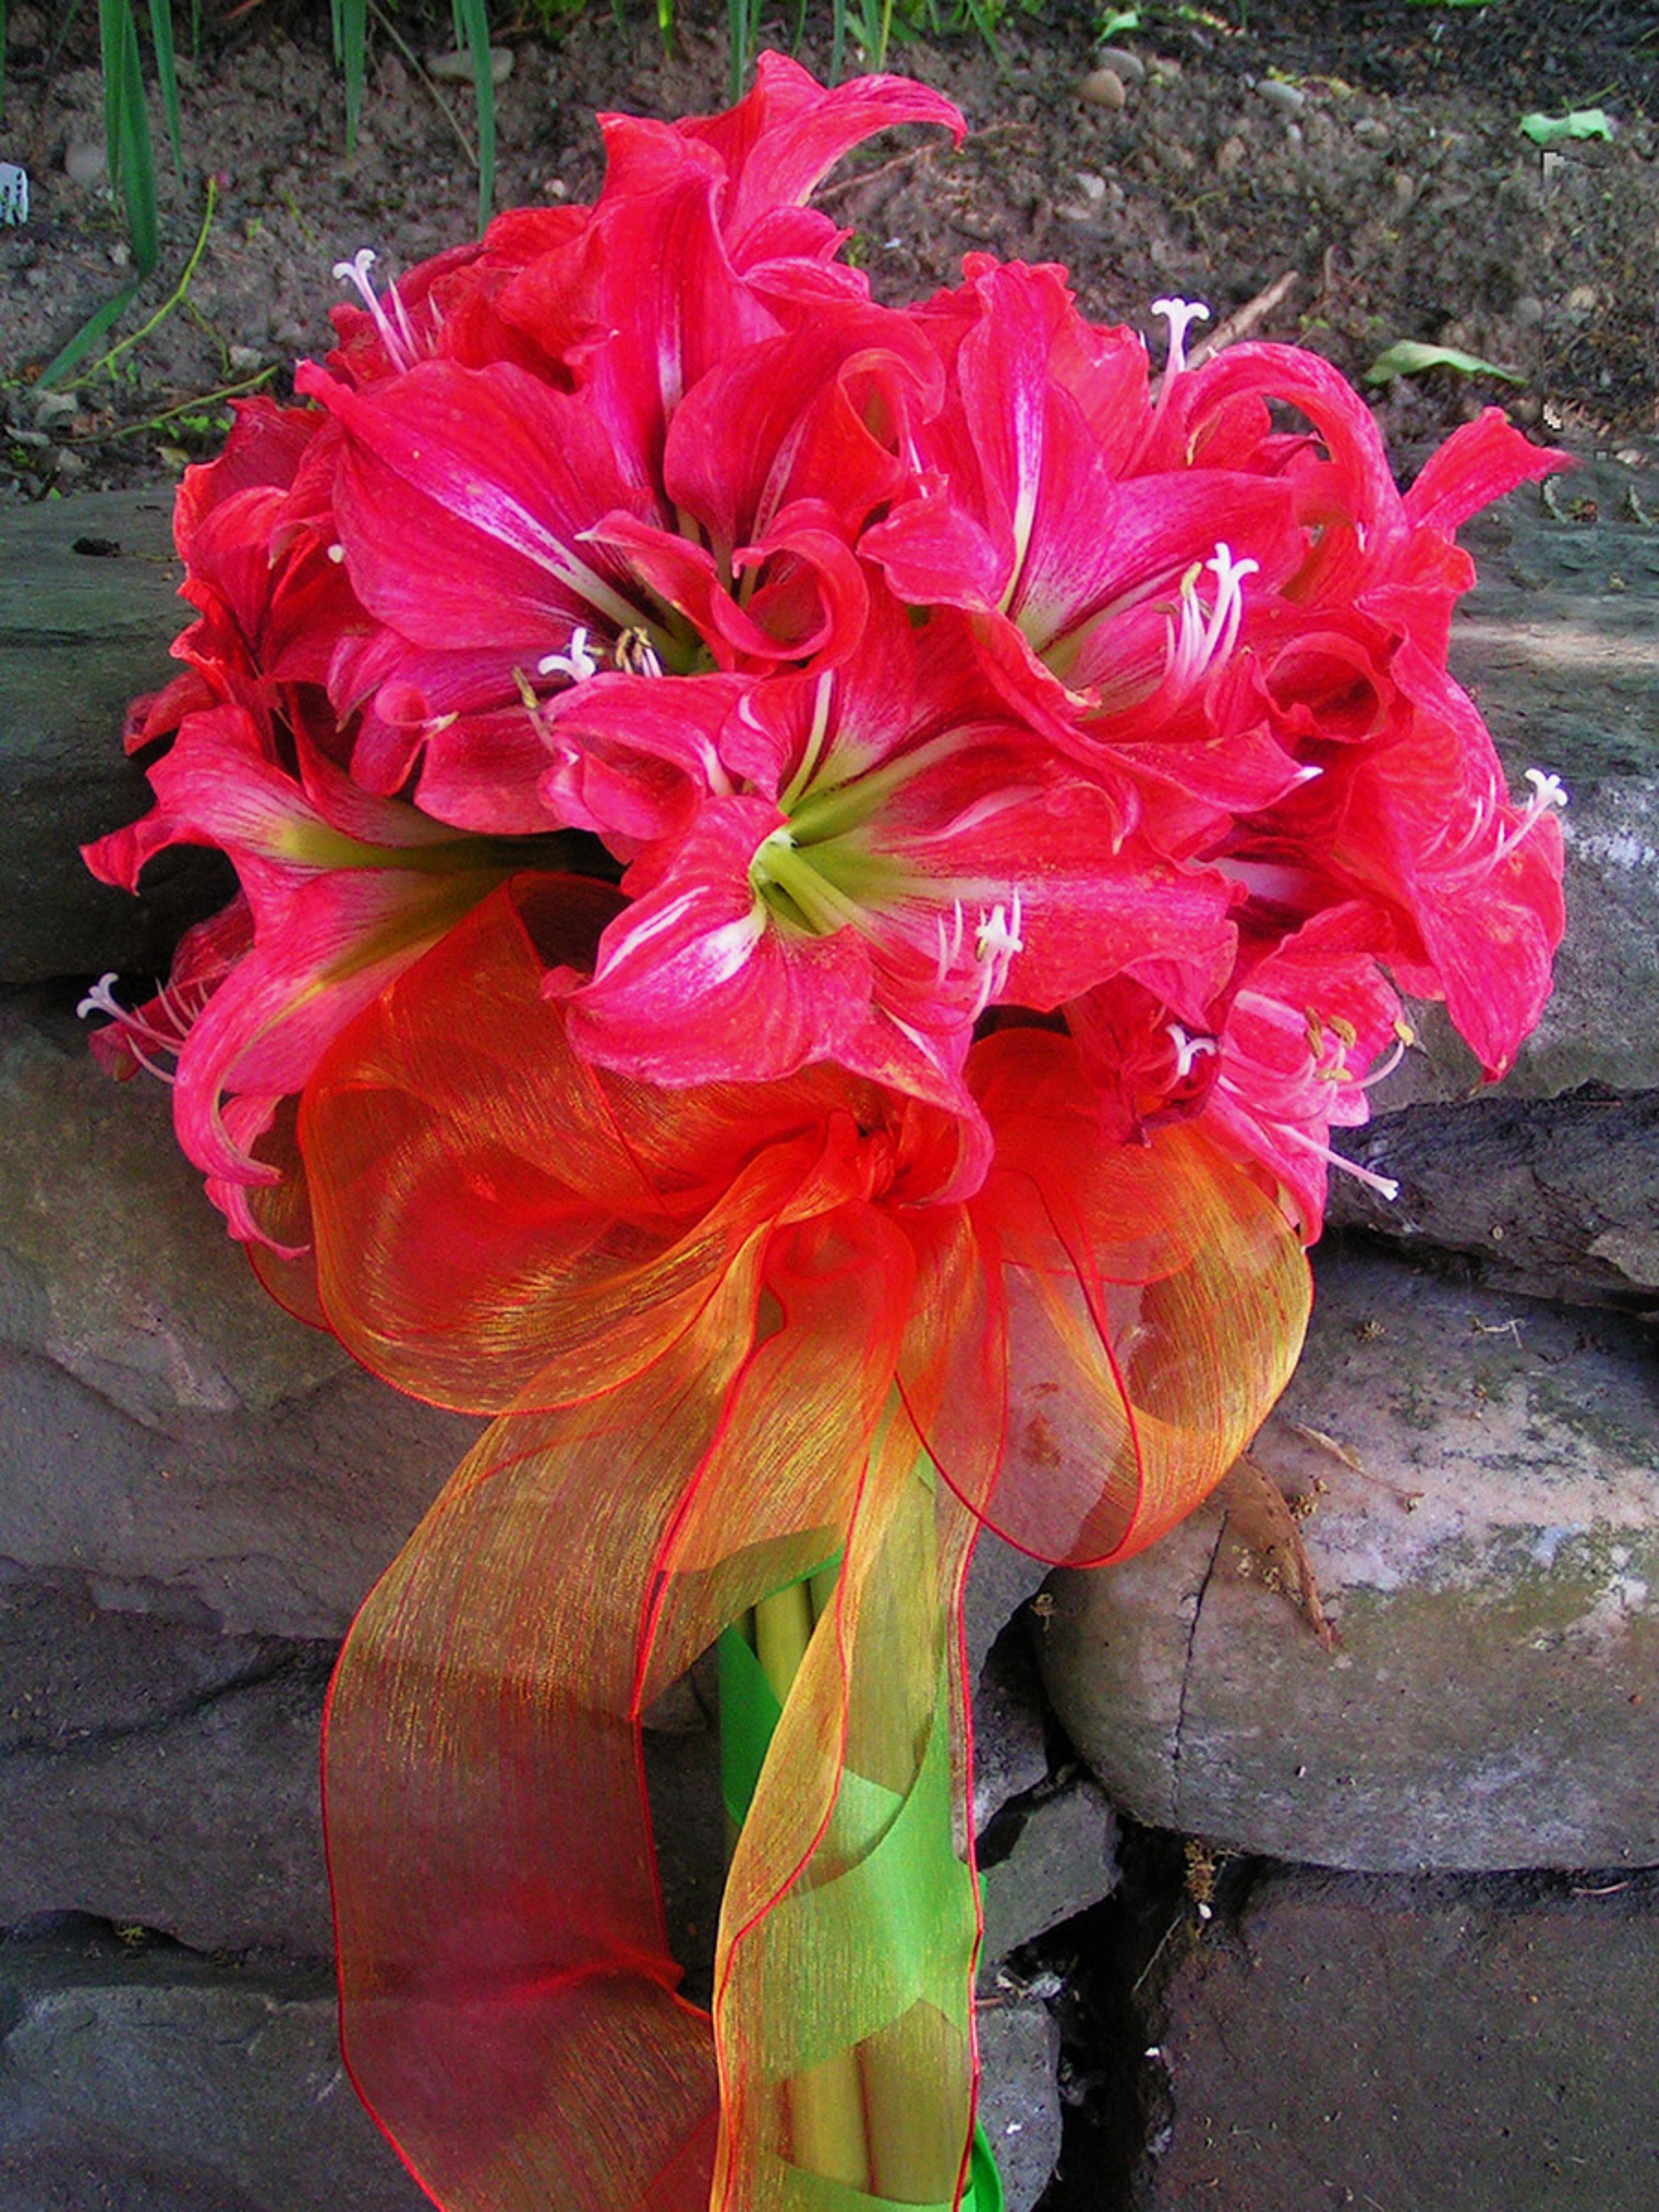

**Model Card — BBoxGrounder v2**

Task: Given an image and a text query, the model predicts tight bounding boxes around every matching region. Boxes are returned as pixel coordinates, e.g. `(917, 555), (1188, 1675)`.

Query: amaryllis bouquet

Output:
(83, 54), (1564, 2212)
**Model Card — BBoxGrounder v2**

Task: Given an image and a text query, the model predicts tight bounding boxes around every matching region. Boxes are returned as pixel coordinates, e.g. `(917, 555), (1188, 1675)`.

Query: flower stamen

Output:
(969, 892), (1024, 1017)
(1151, 297), (1212, 381)
(331, 247), (420, 374)
(537, 627), (602, 683)
(1166, 1021), (1218, 1080)
(77, 972), (201, 1084)
(1163, 542), (1259, 695)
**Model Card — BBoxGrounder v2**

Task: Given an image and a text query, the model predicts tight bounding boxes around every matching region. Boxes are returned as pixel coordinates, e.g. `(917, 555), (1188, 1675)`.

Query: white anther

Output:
(969, 891), (1025, 1016)
(76, 973), (127, 1025)
(76, 973), (183, 1084)
(1481, 765), (1570, 874)
(326, 543), (346, 565)
(537, 627), (602, 683)
(1151, 296), (1211, 379)
(975, 892), (1024, 968)
(1164, 540), (1259, 693)
(1166, 1021), (1219, 1080)
(331, 245), (420, 372)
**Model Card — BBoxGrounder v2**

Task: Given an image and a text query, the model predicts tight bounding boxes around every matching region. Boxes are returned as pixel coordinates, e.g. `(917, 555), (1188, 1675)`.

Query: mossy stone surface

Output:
(1041, 1243), (1659, 1871)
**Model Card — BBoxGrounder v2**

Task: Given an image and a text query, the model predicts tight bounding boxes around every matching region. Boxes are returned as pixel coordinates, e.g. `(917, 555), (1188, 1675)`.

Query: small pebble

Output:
(110, 240), (130, 268)
(32, 391), (77, 429)
(1255, 78), (1307, 119)
(1352, 116), (1390, 147)
(1075, 169), (1107, 203)
(1079, 66), (1127, 112)
(1094, 46), (1146, 83)
(1215, 134), (1247, 177)
(228, 343), (264, 372)
(1513, 295), (1545, 330)
(428, 45), (514, 87)
(63, 139), (108, 187)
(50, 447), (86, 480)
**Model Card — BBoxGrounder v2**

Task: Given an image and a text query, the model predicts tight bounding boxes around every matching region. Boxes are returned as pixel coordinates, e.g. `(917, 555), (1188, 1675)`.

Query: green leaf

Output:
(1097, 9), (1141, 37)
(1363, 340), (1524, 387)
(1519, 108), (1614, 146)
(147, 0), (184, 172)
(332, 0), (367, 152)
(452, 0), (496, 228)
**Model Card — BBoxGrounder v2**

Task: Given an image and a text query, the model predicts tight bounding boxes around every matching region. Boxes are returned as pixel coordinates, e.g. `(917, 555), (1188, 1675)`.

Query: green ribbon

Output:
(716, 1600), (1005, 2212)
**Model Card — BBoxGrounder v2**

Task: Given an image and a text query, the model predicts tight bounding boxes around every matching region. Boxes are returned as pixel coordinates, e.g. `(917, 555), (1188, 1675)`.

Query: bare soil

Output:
(2, 0), (1657, 505)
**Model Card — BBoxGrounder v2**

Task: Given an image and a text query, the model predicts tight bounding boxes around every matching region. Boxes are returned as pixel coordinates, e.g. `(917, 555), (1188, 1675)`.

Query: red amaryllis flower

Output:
(540, 596), (1237, 1137)
(81, 703), (565, 1243)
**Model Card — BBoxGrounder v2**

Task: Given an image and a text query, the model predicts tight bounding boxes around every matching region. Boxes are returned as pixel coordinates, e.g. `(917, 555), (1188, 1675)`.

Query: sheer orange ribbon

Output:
(255, 878), (1310, 2212)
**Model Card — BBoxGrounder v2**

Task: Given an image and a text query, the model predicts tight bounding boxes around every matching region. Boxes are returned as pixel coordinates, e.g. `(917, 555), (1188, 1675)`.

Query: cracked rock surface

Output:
(0, 1925), (429, 2212)
(1039, 1241), (1659, 1872)
(1128, 1864), (1659, 2212)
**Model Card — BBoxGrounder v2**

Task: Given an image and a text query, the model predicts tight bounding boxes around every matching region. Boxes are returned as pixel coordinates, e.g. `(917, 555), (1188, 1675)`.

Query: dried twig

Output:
(1188, 270), (1299, 367)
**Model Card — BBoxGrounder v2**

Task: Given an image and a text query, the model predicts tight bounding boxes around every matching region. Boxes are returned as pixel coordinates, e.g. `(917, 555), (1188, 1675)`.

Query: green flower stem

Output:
(847, 1461), (967, 2206)
(752, 1577), (874, 2193)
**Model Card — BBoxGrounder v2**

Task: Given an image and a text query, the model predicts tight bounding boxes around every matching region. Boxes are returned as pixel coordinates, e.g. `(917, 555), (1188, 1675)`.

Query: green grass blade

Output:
(830, 0), (847, 80)
(333, 0), (366, 152)
(101, 0), (159, 273)
(146, 0), (183, 170)
(453, 0), (496, 227)
(35, 280), (145, 389)
(99, 0), (127, 192)
(657, 0), (675, 60)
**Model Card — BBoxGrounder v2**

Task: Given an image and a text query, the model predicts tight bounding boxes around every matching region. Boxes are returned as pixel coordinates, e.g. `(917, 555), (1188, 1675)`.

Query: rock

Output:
(976, 2001), (1064, 2212)
(1253, 77), (1306, 118)
(1039, 1242), (1659, 1872)
(966, 1531), (1050, 1687)
(0, 995), (346, 1421)
(1093, 47), (1145, 83)
(971, 1625), (1051, 1832)
(426, 45), (513, 86)
(0, 991), (477, 1643)
(0, 1581), (334, 1954)
(1079, 67), (1127, 112)
(0, 492), (230, 987)
(1330, 1086), (1659, 1304)
(0, 1927), (429, 2212)
(1133, 1865), (1659, 2212)
(62, 140), (107, 187)
(979, 1777), (1119, 1969)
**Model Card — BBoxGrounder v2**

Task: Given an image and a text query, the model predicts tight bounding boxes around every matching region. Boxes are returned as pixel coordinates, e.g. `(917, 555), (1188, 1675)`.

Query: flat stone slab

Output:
(1133, 1865), (1659, 2212)
(0, 1928), (429, 2212)
(0, 490), (230, 987)
(976, 2001), (1063, 2212)
(1330, 1086), (1659, 1306)
(1040, 1240), (1659, 1871)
